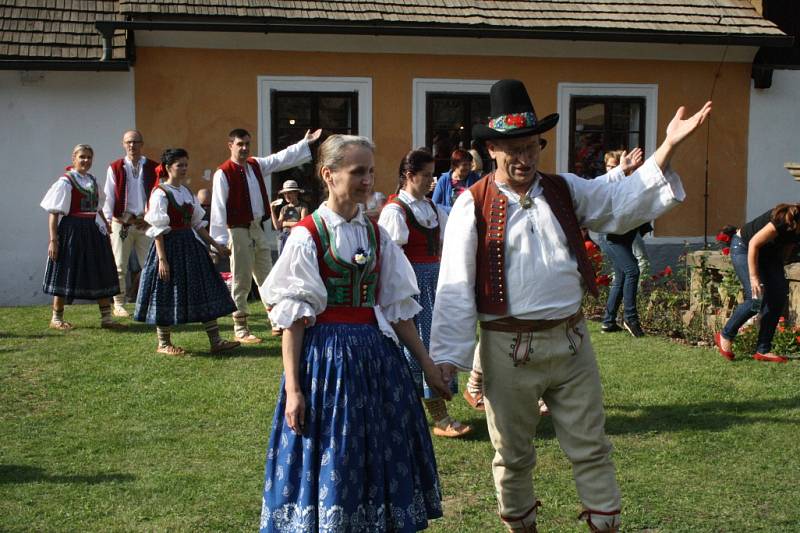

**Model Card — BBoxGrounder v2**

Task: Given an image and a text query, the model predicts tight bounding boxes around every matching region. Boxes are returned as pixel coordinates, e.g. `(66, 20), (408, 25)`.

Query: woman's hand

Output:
(421, 357), (453, 400)
(158, 258), (170, 282)
(750, 275), (763, 299)
(284, 389), (306, 435)
(214, 242), (231, 257)
(48, 239), (58, 261)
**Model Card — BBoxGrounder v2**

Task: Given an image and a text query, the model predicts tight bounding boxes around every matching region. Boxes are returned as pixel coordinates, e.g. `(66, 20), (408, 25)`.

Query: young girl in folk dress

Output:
(41, 144), (124, 330)
(378, 149), (472, 438)
(259, 135), (451, 532)
(134, 148), (240, 355)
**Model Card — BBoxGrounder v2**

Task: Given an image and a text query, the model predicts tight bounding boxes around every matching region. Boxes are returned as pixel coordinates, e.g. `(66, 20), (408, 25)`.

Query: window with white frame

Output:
(556, 83), (658, 177)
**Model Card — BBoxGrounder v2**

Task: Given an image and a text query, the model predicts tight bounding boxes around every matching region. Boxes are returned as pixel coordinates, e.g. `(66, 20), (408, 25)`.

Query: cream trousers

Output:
(480, 318), (621, 529)
(110, 220), (152, 304)
(228, 221), (272, 317)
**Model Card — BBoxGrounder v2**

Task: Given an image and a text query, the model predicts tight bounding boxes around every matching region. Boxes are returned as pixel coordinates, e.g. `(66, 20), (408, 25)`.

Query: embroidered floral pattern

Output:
(488, 111), (537, 132)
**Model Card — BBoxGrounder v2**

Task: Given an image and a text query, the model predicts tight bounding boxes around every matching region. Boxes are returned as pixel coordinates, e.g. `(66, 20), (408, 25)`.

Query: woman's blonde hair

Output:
(71, 144), (93, 156)
(603, 150), (623, 165)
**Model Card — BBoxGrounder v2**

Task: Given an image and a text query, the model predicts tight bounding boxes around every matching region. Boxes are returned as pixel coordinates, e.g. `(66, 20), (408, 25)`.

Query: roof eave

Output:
(0, 59), (130, 72)
(96, 18), (794, 48)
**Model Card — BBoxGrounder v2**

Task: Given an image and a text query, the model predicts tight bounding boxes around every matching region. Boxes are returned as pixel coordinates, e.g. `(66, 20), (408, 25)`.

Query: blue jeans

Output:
(721, 235), (787, 353)
(602, 238), (640, 326)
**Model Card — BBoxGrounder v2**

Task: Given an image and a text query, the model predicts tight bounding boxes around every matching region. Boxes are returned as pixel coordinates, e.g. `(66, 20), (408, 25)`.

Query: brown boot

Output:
(579, 509), (620, 532)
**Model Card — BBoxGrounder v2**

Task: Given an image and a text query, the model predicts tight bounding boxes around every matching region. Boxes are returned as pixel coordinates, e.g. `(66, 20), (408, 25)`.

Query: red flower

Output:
(662, 266), (673, 276)
(716, 232), (731, 243)
(796, 336), (800, 345)
(722, 247), (730, 256)
(584, 240), (598, 252)
(779, 316), (785, 323)
(595, 274), (611, 287)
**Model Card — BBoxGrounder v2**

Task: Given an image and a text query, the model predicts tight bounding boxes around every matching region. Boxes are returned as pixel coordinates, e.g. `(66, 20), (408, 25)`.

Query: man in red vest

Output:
(210, 127), (322, 343)
(102, 129), (160, 317)
(430, 79), (711, 533)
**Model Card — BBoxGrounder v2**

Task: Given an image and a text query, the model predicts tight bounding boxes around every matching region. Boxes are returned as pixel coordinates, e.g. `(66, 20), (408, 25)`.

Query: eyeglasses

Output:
(123, 140), (143, 145)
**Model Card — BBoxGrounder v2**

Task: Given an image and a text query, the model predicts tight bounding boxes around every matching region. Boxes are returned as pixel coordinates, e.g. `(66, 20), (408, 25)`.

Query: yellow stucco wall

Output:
(134, 47), (750, 236)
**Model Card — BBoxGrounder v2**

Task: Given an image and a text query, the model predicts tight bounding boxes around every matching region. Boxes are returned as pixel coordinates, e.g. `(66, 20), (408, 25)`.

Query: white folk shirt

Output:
(102, 156), (149, 220)
(260, 203), (422, 343)
(210, 139), (312, 246)
(429, 157), (685, 370)
(377, 189), (449, 247)
(144, 184), (207, 241)
(40, 171), (107, 234)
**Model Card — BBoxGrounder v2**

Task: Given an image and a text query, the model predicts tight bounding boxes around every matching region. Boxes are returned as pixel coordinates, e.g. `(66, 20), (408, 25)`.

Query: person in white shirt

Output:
(258, 135), (449, 532)
(378, 149), (471, 439)
(102, 130), (161, 317)
(41, 144), (124, 331)
(430, 79), (712, 533)
(210, 127), (321, 343)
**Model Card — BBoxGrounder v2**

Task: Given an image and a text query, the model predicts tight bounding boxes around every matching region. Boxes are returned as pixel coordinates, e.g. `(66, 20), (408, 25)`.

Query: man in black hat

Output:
(430, 79), (711, 532)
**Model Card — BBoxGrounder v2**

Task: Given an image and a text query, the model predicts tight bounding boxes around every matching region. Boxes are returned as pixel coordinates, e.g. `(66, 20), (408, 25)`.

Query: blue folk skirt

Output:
(42, 215), (119, 302)
(134, 229), (236, 326)
(260, 322), (443, 532)
(404, 262), (458, 400)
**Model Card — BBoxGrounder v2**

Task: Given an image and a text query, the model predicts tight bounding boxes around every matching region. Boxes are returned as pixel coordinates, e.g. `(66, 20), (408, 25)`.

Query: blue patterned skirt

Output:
(260, 322), (443, 532)
(134, 229), (236, 326)
(404, 262), (458, 400)
(42, 215), (119, 302)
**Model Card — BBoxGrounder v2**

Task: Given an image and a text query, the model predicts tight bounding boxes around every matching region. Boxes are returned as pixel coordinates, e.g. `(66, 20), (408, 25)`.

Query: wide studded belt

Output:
(480, 311), (583, 333)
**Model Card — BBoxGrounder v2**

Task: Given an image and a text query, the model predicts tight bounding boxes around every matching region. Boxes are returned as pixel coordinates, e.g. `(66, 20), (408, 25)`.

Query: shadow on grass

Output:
(604, 395), (800, 435)
(0, 464), (135, 485)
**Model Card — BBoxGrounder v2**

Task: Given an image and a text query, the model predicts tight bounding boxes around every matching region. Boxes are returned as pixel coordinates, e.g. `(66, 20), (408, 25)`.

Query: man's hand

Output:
(304, 129), (323, 144)
(438, 362), (458, 385)
(620, 147), (644, 175)
(654, 101), (712, 170)
(665, 101), (712, 149)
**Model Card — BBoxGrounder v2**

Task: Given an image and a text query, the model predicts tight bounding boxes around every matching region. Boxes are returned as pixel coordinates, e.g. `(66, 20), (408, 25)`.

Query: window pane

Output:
(610, 101), (642, 131)
(573, 131), (604, 178)
(275, 95), (311, 128)
(431, 97), (465, 129)
(575, 102), (604, 130)
(319, 96), (353, 130)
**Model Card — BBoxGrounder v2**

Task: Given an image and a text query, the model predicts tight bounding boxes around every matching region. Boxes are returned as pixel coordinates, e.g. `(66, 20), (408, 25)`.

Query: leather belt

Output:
(113, 216), (144, 225)
(480, 311), (583, 333)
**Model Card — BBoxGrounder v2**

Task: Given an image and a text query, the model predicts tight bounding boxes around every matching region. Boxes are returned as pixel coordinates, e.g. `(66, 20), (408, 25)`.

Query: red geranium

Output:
(596, 274), (611, 287)
(722, 247), (730, 256)
(662, 266), (673, 276)
(716, 232), (731, 243)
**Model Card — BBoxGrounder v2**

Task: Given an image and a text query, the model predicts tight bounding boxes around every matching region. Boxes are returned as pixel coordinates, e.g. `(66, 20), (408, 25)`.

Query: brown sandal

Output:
(463, 387), (485, 411)
(49, 320), (74, 331)
(432, 416), (473, 438)
(210, 339), (241, 354)
(157, 344), (186, 356)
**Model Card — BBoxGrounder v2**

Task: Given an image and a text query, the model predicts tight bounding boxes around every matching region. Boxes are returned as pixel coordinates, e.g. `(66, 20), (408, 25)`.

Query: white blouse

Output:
(377, 190), (449, 247)
(145, 184), (207, 239)
(260, 203), (422, 342)
(40, 171), (107, 233)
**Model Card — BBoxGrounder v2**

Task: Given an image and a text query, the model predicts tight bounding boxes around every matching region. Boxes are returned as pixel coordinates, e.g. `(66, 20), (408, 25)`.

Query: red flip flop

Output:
(714, 332), (735, 361)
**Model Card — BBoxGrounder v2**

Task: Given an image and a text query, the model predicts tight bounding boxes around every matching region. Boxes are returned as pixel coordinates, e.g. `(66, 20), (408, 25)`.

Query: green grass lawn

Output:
(1, 304), (799, 532)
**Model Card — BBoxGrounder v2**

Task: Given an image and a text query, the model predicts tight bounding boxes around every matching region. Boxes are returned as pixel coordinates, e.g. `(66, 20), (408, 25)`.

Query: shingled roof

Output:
(0, 0), (126, 64)
(117, 0), (786, 41)
(0, 0), (789, 69)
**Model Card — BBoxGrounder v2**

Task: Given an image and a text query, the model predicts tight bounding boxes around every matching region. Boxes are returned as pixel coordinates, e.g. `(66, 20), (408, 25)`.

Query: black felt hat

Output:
(472, 79), (559, 141)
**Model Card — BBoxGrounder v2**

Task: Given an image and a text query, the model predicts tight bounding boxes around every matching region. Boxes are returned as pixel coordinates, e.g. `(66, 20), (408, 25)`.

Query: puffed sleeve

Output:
(376, 226), (422, 323)
(144, 189), (172, 238)
(191, 195), (208, 229)
(436, 206), (449, 244)
(377, 202), (409, 246)
(40, 177), (72, 215)
(261, 226), (328, 328)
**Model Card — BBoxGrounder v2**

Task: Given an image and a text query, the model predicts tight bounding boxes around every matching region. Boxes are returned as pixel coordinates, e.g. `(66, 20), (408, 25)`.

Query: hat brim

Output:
(472, 113), (559, 142)
(279, 188), (304, 194)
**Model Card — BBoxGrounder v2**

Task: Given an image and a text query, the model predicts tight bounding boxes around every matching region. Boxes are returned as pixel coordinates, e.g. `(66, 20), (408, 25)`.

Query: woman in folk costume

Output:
(259, 135), (450, 532)
(41, 144), (124, 330)
(378, 149), (472, 438)
(134, 148), (239, 356)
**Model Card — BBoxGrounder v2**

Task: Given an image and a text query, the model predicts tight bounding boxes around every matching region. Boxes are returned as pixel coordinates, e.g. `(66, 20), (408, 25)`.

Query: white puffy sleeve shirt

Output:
(430, 156), (685, 370)
(261, 204), (422, 341)
(145, 185), (207, 239)
(377, 190), (448, 247)
(40, 172), (107, 234)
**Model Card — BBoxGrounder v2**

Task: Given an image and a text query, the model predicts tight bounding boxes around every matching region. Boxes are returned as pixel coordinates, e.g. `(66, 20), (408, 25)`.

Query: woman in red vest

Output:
(40, 144), (124, 330)
(379, 149), (472, 438)
(258, 135), (451, 532)
(134, 148), (239, 356)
